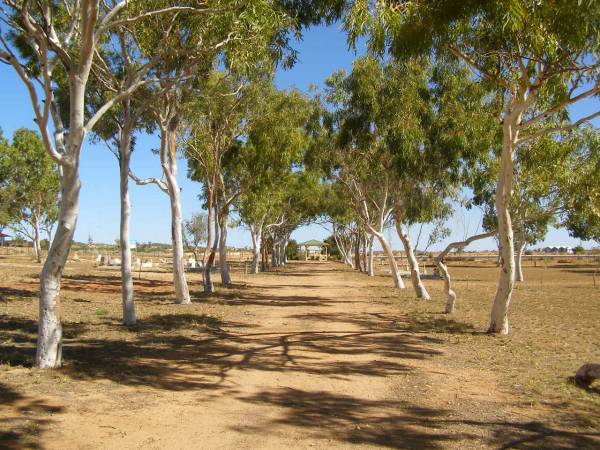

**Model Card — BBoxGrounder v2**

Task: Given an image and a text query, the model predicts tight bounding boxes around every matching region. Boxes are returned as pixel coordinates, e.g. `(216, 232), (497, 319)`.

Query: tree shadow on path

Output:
(0, 383), (63, 449)
(233, 387), (600, 449)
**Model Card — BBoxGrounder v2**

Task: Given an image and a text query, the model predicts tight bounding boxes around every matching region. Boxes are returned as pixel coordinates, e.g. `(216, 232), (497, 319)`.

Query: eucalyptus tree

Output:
(320, 63), (405, 288)
(379, 53), (499, 309)
(323, 56), (490, 297)
(321, 181), (359, 269)
(273, 170), (326, 266)
(346, 0), (600, 334)
(325, 57), (440, 293)
(87, 46), (157, 325)
(231, 84), (315, 273)
(335, 152), (405, 287)
(475, 132), (584, 282)
(377, 57), (442, 299)
(238, 184), (284, 273)
(0, 129), (10, 228)
(435, 230), (497, 314)
(184, 72), (258, 292)
(562, 128), (600, 244)
(0, 0), (298, 368)
(219, 79), (317, 277)
(0, 128), (59, 263)
(510, 136), (576, 281)
(0, 0), (247, 368)
(131, 1), (293, 298)
(183, 212), (209, 265)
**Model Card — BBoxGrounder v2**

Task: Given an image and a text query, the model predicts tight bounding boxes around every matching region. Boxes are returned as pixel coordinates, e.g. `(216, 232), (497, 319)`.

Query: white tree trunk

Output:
(438, 259), (457, 314)
(372, 230), (404, 289)
(219, 211), (231, 285)
(435, 231), (496, 314)
(36, 44), (95, 367)
(333, 229), (353, 268)
(346, 254), (354, 267)
(119, 124), (136, 325)
(168, 185), (191, 304)
(33, 214), (41, 263)
(367, 234), (374, 276)
(36, 164), (80, 368)
(515, 241), (526, 282)
(279, 237), (288, 266)
(163, 126), (191, 305)
(250, 224), (262, 274)
(204, 204), (219, 294)
(395, 220), (430, 299)
(354, 236), (362, 272)
(488, 114), (519, 334)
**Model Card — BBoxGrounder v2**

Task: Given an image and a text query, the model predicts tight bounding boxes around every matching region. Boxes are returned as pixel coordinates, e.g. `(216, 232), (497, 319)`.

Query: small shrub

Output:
(95, 308), (109, 316)
(573, 245), (585, 254)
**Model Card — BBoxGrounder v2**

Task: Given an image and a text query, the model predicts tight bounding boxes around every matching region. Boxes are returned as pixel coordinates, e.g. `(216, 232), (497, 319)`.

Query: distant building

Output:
(297, 240), (329, 261)
(541, 246), (573, 254)
(0, 232), (9, 246)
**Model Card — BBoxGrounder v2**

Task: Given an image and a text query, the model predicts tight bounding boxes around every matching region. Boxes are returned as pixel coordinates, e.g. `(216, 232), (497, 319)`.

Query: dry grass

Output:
(369, 258), (600, 429)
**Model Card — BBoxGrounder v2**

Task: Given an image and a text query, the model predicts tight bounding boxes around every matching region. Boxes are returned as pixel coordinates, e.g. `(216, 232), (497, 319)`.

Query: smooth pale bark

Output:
(333, 228), (353, 268)
(204, 205), (219, 294)
(515, 241), (526, 282)
(119, 120), (136, 325)
(36, 164), (80, 368)
(33, 213), (41, 263)
(394, 220), (430, 299)
(36, 34), (96, 366)
(218, 210), (231, 286)
(167, 180), (190, 303)
(250, 223), (263, 274)
(354, 236), (362, 272)
(371, 230), (404, 289)
(367, 234), (374, 276)
(488, 111), (521, 334)
(163, 124), (191, 304)
(435, 231), (496, 314)
(437, 259), (456, 314)
(279, 236), (288, 265)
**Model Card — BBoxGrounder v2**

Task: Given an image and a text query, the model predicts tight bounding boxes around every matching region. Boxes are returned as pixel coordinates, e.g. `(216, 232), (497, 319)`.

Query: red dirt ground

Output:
(1, 259), (599, 449)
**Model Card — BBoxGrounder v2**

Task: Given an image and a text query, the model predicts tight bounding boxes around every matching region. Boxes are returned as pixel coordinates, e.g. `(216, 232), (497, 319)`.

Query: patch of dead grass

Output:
(369, 260), (600, 429)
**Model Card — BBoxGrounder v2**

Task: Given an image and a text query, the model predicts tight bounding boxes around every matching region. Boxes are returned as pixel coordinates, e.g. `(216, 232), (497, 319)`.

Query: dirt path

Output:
(4, 261), (594, 449)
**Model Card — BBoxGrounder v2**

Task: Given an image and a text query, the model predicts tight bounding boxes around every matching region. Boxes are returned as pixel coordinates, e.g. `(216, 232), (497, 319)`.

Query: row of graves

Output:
(94, 254), (209, 272)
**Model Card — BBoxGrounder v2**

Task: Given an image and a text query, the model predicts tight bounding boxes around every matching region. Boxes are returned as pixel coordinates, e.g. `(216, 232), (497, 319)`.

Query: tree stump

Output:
(571, 363), (600, 388)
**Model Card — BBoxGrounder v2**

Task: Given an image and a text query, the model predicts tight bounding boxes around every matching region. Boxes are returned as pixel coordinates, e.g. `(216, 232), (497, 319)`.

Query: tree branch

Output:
(518, 82), (600, 129)
(518, 110), (600, 145)
(128, 170), (169, 194)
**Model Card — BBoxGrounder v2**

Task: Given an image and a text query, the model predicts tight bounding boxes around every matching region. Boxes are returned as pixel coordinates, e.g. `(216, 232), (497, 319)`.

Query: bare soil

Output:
(1, 256), (599, 449)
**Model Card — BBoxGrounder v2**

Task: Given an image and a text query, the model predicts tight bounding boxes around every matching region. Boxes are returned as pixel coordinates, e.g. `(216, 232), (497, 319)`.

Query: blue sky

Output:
(0, 23), (597, 250)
